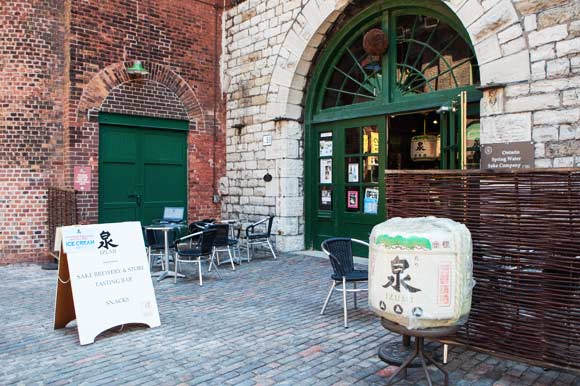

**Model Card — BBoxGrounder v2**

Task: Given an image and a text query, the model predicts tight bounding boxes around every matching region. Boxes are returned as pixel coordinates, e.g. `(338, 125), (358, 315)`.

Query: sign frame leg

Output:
(54, 250), (77, 329)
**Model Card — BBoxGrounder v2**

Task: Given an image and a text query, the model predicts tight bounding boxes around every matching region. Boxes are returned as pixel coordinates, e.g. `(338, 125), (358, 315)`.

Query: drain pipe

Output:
(212, 1), (222, 204)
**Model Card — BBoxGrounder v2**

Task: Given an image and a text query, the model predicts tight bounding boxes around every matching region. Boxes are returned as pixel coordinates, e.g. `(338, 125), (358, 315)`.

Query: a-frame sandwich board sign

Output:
(54, 221), (161, 345)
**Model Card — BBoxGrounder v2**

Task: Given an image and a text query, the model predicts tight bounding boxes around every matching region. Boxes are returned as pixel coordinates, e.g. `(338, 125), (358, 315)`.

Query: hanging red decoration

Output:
(363, 28), (389, 56)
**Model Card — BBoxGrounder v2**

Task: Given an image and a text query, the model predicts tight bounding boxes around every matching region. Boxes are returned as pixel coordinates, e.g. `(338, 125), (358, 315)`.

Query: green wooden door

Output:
(99, 115), (188, 225)
(310, 116), (386, 254)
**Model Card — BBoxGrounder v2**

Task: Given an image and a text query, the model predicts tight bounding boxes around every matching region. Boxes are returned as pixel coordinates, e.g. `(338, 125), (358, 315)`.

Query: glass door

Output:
(439, 91), (481, 170)
(309, 116), (386, 254)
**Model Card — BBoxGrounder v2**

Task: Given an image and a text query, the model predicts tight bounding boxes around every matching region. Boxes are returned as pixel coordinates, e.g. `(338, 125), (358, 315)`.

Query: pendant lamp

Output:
(126, 60), (149, 75)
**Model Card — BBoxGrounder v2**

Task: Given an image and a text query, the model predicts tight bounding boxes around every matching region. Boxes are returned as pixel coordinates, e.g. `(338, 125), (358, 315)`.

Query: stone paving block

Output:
(0, 255), (579, 385)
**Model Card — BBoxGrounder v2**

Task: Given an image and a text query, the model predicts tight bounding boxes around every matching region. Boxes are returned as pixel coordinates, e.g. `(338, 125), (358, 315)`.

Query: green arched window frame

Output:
(304, 0), (483, 249)
(305, 0), (483, 125)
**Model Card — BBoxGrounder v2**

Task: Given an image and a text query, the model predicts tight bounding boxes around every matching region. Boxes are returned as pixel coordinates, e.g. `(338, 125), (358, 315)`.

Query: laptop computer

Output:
(157, 207), (185, 224)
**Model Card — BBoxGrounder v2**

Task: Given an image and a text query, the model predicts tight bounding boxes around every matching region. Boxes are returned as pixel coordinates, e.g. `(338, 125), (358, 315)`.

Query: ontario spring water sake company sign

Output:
(481, 142), (534, 170)
(54, 222), (160, 345)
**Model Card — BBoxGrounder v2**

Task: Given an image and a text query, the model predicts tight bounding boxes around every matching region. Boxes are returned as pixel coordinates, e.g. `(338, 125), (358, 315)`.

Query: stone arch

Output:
(265, 0), (532, 120)
(77, 62), (205, 129)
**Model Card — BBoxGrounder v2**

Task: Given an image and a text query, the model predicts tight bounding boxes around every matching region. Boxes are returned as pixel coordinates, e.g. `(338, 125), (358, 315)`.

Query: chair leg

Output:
(353, 282), (357, 309)
(174, 254), (178, 284)
(209, 251), (216, 272)
(228, 246), (235, 271)
(320, 281), (336, 315)
(267, 239), (277, 259)
(236, 244), (242, 264)
(208, 249), (215, 272)
(198, 258), (203, 286)
(212, 258), (223, 280)
(342, 277), (348, 328)
(246, 239), (251, 262)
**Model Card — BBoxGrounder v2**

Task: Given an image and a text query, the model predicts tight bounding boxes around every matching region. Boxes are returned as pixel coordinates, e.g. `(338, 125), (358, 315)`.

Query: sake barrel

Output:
(369, 217), (474, 329)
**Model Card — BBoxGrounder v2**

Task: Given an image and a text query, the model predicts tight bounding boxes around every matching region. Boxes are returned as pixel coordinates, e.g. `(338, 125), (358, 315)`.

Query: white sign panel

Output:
(56, 222), (160, 345)
(369, 250), (456, 323)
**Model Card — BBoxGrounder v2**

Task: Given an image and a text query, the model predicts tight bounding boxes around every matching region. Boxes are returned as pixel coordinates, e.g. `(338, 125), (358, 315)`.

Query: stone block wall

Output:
(222, 0), (580, 251)
(477, 0), (580, 168)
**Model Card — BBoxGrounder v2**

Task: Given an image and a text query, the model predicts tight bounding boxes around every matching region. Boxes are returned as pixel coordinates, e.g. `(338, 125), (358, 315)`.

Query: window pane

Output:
(319, 132), (333, 156)
(362, 125), (379, 153)
(363, 156), (379, 183)
(466, 121), (480, 169)
(345, 157), (359, 183)
(363, 187), (379, 215)
(322, 23), (383, 109)
(396, 14), (479, 96)
(320, 187), (333, 211)
(320, 158), (332, 184)
(345, 127), (360, 154)
(346, 188), (360, 212)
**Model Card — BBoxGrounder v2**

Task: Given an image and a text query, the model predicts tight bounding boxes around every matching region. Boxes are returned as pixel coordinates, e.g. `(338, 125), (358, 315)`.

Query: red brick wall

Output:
(101, 80), (189, 121)
(68, 0), (225, 227)
(0, 0), (225, 264)
(0, 0), (66, 263)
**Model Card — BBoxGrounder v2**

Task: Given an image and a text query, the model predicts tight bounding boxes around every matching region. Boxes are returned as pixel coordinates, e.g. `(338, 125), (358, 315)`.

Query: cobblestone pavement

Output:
(1, 252), (578, 386)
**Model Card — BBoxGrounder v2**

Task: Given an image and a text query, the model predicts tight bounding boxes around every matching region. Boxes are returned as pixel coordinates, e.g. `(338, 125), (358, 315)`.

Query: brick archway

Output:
(70, 62), (217, 224)
(77, 62), (205, 129)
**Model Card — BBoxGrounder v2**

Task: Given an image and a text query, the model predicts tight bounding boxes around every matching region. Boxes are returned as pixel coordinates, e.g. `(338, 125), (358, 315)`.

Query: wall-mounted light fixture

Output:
(126, 60), (149, 75)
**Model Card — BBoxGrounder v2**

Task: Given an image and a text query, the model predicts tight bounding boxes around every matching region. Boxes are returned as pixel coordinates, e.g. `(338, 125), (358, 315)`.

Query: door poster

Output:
(348, 163), (359, 183)
(320, 188), (332, 210)
(363, 130), (379, 153)
(347, 190), (359, 209)
(364, 188), (379, 214)
(320, 158), (332, 184)
(371, 132), (379, 153)
(319, 135), (332, 157)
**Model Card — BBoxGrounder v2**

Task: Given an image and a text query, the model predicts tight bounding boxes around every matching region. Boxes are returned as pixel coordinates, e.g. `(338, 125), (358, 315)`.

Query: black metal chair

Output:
(173, 228), (220, 285)
(143, 226), (172, 270)
(207, 223), (239, 271)
(245, 216), (277, 261)
(188, 219), (215, 233)
(320, 237), (369, 328)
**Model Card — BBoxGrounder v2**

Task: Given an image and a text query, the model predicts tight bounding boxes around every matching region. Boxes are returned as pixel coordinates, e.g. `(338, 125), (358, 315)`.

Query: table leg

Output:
(156, 228), (184, 281)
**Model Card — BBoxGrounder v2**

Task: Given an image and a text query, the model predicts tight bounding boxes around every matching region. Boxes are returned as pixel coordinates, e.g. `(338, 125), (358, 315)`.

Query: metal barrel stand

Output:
(380, 318), (459, 386)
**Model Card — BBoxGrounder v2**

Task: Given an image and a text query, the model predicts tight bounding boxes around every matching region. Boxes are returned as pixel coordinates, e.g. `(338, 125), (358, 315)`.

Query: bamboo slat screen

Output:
(47, 187), (78, 252)
(386, 169), (580, 373)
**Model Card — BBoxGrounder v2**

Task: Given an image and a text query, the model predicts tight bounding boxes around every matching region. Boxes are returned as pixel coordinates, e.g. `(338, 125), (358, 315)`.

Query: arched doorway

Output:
(304, 0), (482, 251)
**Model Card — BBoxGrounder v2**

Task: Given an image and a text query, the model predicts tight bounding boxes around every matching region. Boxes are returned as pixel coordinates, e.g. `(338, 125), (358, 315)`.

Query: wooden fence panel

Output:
(386, 169), (580, 373)
(47, 187), (78, 253)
